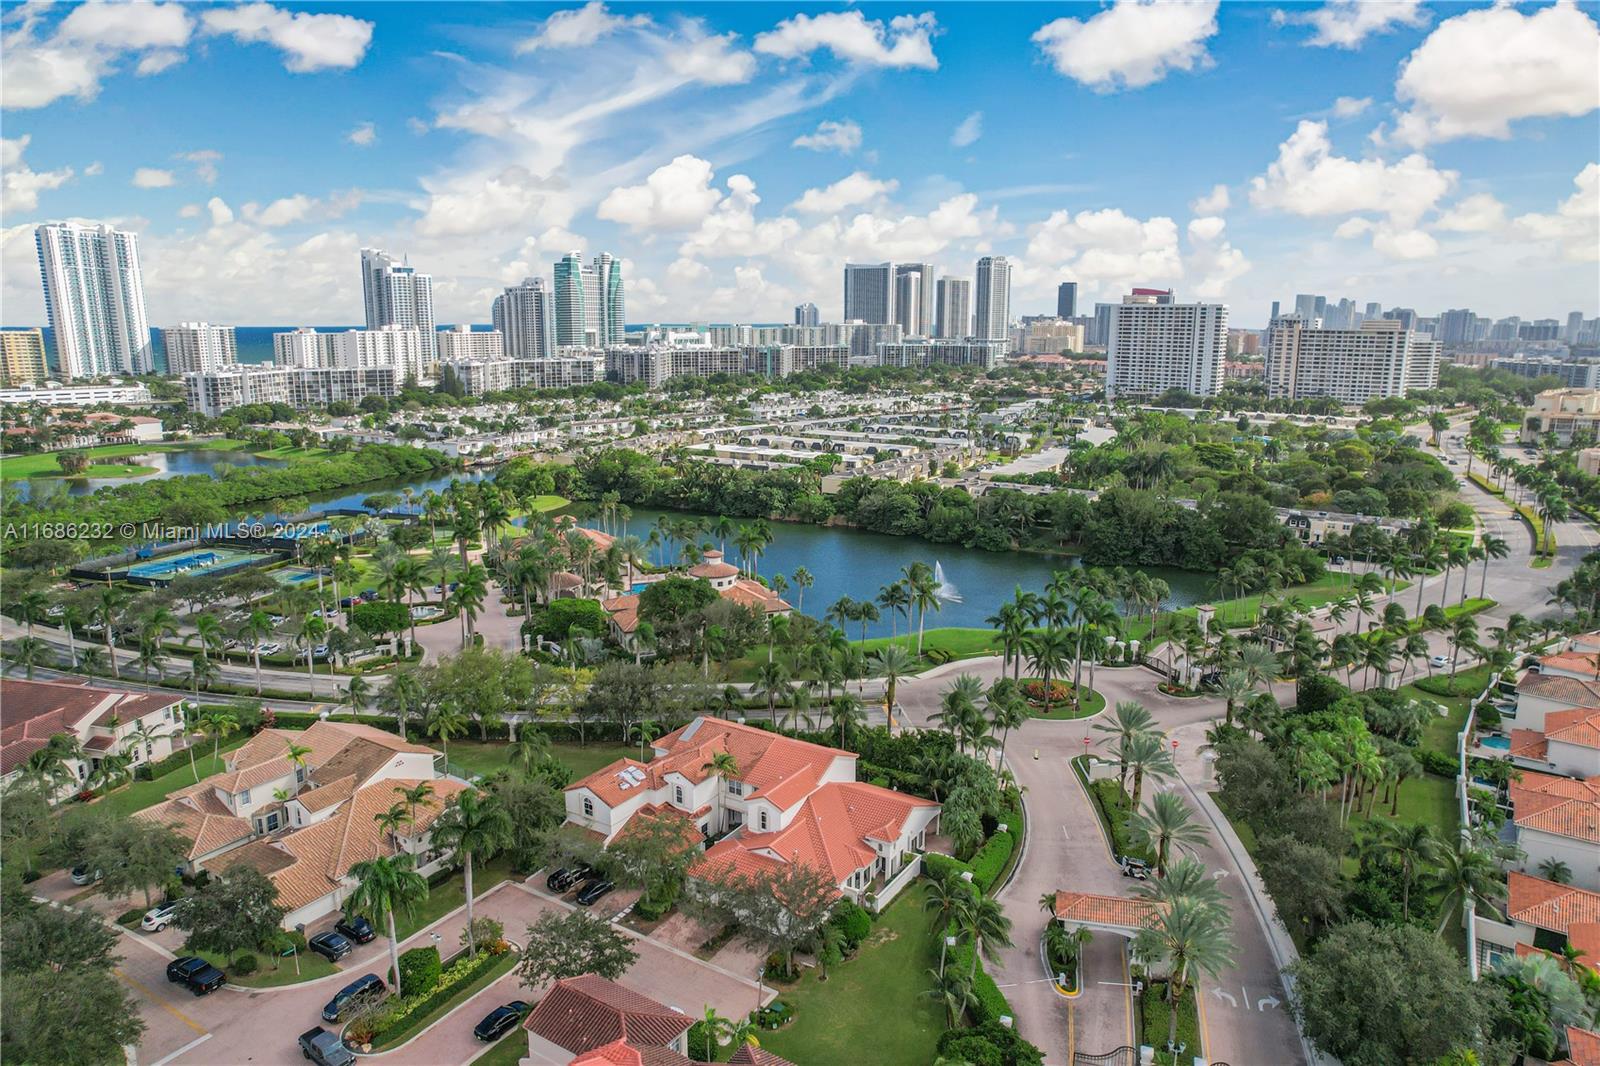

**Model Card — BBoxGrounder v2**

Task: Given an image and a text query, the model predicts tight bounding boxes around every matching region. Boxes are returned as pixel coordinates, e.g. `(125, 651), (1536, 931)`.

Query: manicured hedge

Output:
(1086, 777), (1154, 864)
(924, 853), (974, 885)
(967, 830), (1015, 894)
(947, 934), (1013, 1025)
(398, 946), (442, 997)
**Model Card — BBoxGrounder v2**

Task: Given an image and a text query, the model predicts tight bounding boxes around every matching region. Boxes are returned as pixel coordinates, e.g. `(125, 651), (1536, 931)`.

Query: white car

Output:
(141, 902), (179, 932)
(257, 642), (283, 655)
(1428, 655), (1453, 669)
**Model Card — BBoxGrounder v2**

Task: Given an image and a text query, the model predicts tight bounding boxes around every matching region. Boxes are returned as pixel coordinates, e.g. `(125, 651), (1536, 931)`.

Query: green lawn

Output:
(445, 740), (640, 782)
(473, 1029), (528, 1066)
(252, 445), (331, 460)
(1141, 981), (1201, 1064)
(511, 495), (569, 517)
(31, 462), (158, 480)
(395, 855), (517, 942)
(1400, 681), (1474, 759)
(100, 736), (250, 817)
(724, 628), (1002, 681)
(1022, 680), (1106, 719)
(0, 439), (251, 480)
(196, 946), (339, 987)
(758, 882), (945, 1066)
(1345, 772), (1457, 844)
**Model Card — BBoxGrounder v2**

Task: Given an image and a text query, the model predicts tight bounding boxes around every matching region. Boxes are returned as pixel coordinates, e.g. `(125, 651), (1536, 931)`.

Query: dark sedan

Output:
(574, 879), (615, 906)
(334, 914), (376, 944)
(308, 931), (354, 962)
(322, 974), (385, 1022)
(472, 1001), (530, 1041)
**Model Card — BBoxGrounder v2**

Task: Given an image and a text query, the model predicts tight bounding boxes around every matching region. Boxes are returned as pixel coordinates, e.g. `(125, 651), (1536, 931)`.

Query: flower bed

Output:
(355, 941), (518, 1051)
(1020, 679), (1105, 719)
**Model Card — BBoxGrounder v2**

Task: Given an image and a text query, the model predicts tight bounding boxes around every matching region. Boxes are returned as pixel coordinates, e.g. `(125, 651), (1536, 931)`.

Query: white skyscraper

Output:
(1105, 289), (1228, 399)
(1266, 317), (1439, 403)
(360, 248), (436, 359)
(493, 277), (556, 359)
(161, 323), (237, 375)
(843, 262), (894, 324)
(35, 221), (154, 378)
(935, 278), (972, 339)
(894, 263), (934, 337)
(973, 256), (1011, 343)
(436, 325), (504, 362)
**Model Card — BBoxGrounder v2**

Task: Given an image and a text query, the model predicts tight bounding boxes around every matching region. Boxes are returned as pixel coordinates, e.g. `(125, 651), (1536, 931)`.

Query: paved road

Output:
(897, 659), (1306, 1065)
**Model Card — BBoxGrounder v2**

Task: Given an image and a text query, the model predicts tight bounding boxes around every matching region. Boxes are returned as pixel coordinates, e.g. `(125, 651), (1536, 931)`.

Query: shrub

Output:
(948, 936), (1013, 1025)
(831, 901), (872, 950)
(753, 999), (792, 1029)
(230, 951), (258, 975)
(1416, 748), (1458, 777)
(686, 1021), (718, 1062)
(1086, 778), (1153, 863)
(1477, 702), (1502, 729)
(116, 908), (145, 928)
(968, 829), (1016, 893)
(370, 949), (510, 1046)
(460, 917), (504, 955)
(1295, 672), (1349, 716)
(923, 852), (974, 885)
(398, 946), (442, 998)
(939, 1021), (1044, 1066)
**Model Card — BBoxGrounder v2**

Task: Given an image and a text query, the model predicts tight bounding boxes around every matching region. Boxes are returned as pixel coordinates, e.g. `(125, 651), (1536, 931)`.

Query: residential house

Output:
(133, 720), (462, 929)
(600, 551), (791, 649)
(564, 717), (939, 910)
(0, 678), (182, 799)
(523, 975), (694, 1066)
(1474, 872), (1600, 972)
(1507, 771), (1600, 891)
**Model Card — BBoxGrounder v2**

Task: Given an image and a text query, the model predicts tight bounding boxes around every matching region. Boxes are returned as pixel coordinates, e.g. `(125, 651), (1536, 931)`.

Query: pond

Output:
(593, 506), (1210, 639)
(12, 448), (285, 500)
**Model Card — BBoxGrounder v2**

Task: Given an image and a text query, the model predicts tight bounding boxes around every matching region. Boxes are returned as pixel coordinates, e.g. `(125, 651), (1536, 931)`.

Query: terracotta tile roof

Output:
(692, 781), (937, 890)
(1054, 891), (1163, 931)
(688, 559), (740, 580)
(295, 774), (357, 813)
(571, 757), (658, 808)
(1547, 708), (1600, 751)
(1517, 672), (1600, 708)
(568, 1040), (694, 1066)
(206, 837), (297, 878)
(267, 777), (466, 910)
(131, 791), (253, 861)
(1512, 773), (1600, 844)
(1508, 872), (1600, 933)
(1564, 1025), (1600, 1066)
(523, 975), (691, 1054)
(721, 580), (791, 615)
(0, 678), (179, 775)
(727, 1047), (797, 1066)
(1511, 729), (1550, 760)
(1540, 651), (1600, 678)
(212, 755), (296, 795)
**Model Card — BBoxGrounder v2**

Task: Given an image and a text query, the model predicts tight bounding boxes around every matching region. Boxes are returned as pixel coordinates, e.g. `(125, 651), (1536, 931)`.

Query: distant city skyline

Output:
(3, 2), (1597, 329)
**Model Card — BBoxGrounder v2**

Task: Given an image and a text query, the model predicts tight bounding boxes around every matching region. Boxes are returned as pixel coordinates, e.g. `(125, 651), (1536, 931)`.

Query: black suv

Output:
(546, 865), (593, 893)
(574, 878), (615, 906)
(322, 973), (385, 1022)
(333, 915), (376, 944)
(166, 956), (226, 996)
(308, 931), (354, 962)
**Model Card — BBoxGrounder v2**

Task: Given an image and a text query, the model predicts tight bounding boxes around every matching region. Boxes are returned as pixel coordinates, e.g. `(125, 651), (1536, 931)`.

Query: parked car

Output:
(258, 642), (283, 656)
(472, 1001), (531, 1041)
(1428, 655), (1453, 669)
(141, 902), (180, 932)
(546, 865), (593, 893)
(298, 1027), (356, 1066)
(322, 973), (385, 1022)
(334, 914), (376, 944)
(1119, 856), (1150, 880)
(338, 596), (356, 608)
(358, 590), (379, 602)
(166, 956), (226, 996)
(70, 864), (101, 886)
(307, 931), (354, 962)
(574, 879), (615, 906)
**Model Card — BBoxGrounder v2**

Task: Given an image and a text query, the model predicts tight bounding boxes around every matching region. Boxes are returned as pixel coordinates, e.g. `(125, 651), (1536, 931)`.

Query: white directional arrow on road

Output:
(1209, 986), (1238, 1008)
(1257, 995), (1282, 1011)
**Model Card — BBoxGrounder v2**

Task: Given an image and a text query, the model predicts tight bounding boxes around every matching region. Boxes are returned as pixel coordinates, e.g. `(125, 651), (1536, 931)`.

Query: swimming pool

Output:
(1480, 735), (1511, 751)
(127, 547), (259, 580)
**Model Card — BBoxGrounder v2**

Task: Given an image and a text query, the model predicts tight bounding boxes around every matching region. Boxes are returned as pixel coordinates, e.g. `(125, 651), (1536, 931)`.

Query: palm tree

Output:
(374, 802), (412, 851)
(923, 875), (973, 978)
(1132, 898), (1236, 1053)
(394, 781), (436, 858)
(876, 582), (911, 640)
(1536, 857), (1573, 885)
(1136, 857), (1227, 915)
(425, 702), (469, 762)
(791, 567), (813, 614)
(1477, 534), (1509, 600)
(904, 561), (940, 656)
(240, 609), (273, 695)
(922, 967), (977, 1028)
(7, 636), (48, 679)
(872, 645), (916, 732)
(1429, 843), (1506, 934)
(198, 709), (239, 777)
(431, 791), (513, 957)
(1370, 819), (1441, 920)
(829, 693), (865, 750)
(92, 586), (127, 679)
(507, 723), (551, 773)
(1023, 627), (1072, 715)
(1094, 701), (1155, 791)
(1216, 669), (1252, 729)
(1127, 791), (1207, 878)
(702, 751), (739, 835)
(753, 660), (791, 726)
(1124, 731), (1176, 809)
(346, 854), (429, 991)
(985, 681), (1028, 771)
(959, 895), (1013, 985)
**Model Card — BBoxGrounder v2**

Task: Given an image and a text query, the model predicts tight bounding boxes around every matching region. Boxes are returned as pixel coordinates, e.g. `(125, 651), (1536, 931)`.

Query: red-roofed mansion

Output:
(1, 678), (183, 800)
(564, 717), (939, 909)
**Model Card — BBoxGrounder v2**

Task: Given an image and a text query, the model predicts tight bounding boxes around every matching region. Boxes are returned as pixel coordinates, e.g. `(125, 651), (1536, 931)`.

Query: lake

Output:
(13, 448), (285, 500)
(592, 506), (1210, 638)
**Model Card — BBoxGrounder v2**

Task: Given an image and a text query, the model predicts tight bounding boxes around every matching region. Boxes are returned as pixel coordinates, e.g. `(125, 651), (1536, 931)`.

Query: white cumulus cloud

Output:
(597, 155), (725, 232)
(132, 167), (176, 188)
(1332, 96), (1372, 119)
(1389, 2), (1600, 146)
(1032, 0), (1218, 91)
(0, 136), (74, 214)
(516, 2), (650, 53)
(1275, 1), (1428, 49)
(755, 10), (939, 70)
(950, 111), (983, 148)
(792, 120), (862, 154)
(791, 172), (899, 215)
(201, 3), (374, 73)
(347, 122), (377, 147)
(1513, 164), (1600, 263)
(2, 1), (192, 109)
(1189, 184), (1230, 214)
(1434, 193), (1507, 234)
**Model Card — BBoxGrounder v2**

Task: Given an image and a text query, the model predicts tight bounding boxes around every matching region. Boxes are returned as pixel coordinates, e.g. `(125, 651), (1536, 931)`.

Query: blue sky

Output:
(3, 0), (1597, 330)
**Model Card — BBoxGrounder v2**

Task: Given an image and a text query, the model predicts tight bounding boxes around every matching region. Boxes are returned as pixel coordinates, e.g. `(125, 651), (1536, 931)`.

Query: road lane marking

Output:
(115, 968), (207, 1036)
(149, 1034), (212, 1066)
